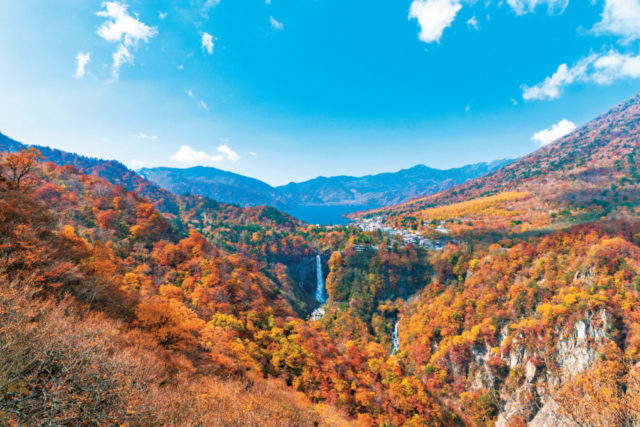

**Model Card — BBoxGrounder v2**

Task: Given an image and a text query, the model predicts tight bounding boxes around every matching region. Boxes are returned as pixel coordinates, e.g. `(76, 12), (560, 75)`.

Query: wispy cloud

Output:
(202, 32), (214, 54)
(523, 51), (640, 100)
(270, 16), (284, 30)
(186, 89), (209, 110)
(112, 44), (134, 77)
(506, 0), (569, 16)
(531, 119), (576, 146)
(408, 0), (570, 44)
(135, 133), (158, 140)
(521, 0), (640, 101)
(96, 1), (157, 78)
(170, 144), (240, 165)
(73, 52), (91, 78)
(202, 0), (220, 18)
(466, 16), (479, 30)
(593, 0), (640, 43)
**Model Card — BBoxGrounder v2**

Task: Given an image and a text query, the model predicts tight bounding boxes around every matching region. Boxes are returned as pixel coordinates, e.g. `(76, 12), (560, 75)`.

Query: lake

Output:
(284, 205), (372, 226)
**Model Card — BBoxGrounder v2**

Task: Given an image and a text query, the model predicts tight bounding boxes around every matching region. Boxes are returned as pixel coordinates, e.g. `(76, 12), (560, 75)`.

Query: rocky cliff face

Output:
(482, 310), (612, 426)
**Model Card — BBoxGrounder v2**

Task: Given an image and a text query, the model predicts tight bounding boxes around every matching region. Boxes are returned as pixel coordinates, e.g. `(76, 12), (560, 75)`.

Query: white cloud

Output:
(593, 0), (640, 43)
(198, 100), (208, 110)
(506, 0), (569, 15)
(202, 32), (214, 54)
(97, 2), (157, 45)
(409, 0), (462, 44)
(135, 133), (158, 140)
(112, 44), (134, 77)
(202, 0), (220, 18)
(249, 151), (257, 156)
(523, 62), (584, 100)
(591, 52), (640, 83)
(73, 52), (91, 78)
(467, 16), (479, 30)
(158, 12), (168, 20)
(523, 51), (640, 100)
(218, 144), (240, 162)
(129, 159), (145, 170)
(96, 1), (157, 78)
(270, 16), (284, 30)
(531, 119), (576, 146)
(172, 145), (221, 164)
(407, 0), (569, 44)
(170, 144), (240, 165)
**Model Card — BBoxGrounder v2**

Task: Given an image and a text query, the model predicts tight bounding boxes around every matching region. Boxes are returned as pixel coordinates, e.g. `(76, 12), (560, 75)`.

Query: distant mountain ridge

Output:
(0, 130), (510, 214)
(139, 166), (288, 208)
(139, 159), (512, 209)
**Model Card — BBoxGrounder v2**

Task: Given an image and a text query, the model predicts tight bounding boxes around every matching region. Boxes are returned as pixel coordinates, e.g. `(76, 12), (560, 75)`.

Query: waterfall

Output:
(310, 254), (326, 321)
(315, 254), (326, 304)
(391, 320), (399, 354)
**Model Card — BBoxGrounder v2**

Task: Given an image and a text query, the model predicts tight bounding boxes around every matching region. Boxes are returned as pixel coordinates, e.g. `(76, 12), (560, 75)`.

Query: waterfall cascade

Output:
(391, 320), (400, 354)
(315, 254), (326, 303)
(310, 254), (326, 321)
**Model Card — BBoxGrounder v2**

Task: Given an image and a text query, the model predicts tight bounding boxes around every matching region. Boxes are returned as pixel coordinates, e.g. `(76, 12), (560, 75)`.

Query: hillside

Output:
(363, 94), (640, 239)
(1, 93), (640, 425)
(346, 93), (640, 425)
(0, 147), (463, 425)
(0, 132), (182, 215)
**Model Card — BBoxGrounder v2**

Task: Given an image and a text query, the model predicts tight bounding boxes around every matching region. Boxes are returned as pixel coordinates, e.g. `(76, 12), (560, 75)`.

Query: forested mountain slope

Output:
(351, 93), (640, 425)
(365, 93), (640, 237)
(0, 149), (461, 425)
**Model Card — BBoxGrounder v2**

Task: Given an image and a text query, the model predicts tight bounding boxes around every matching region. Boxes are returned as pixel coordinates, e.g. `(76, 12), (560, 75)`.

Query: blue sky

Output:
(1, 0), (640, 185)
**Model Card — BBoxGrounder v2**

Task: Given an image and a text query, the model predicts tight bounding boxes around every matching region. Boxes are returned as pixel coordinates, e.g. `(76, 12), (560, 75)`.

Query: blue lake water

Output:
(284, 205), (372, 225)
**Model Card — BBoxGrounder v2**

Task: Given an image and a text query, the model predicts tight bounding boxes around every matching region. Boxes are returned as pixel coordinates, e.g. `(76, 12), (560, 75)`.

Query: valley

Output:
(5, 1), (640, 425)
(1, 94), (640, 426)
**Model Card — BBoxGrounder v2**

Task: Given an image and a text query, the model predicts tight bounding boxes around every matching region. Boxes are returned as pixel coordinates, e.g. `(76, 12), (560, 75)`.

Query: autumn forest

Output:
(1, 93), (640, 426)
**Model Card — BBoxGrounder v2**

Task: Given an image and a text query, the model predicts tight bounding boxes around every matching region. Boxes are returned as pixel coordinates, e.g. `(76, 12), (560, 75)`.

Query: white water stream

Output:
(310, 254), (326, 320)
(314, 254), (325, 303)
(391, 320), (400, 354)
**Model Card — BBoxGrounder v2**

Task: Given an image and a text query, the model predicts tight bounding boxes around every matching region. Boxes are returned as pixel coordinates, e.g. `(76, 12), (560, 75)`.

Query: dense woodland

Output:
(1, 93), (640, 425)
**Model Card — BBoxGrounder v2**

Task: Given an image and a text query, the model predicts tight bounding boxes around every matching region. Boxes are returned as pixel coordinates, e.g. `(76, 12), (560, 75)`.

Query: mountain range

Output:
(138, 160), (511, 210)
(0, 130), (510, 220)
